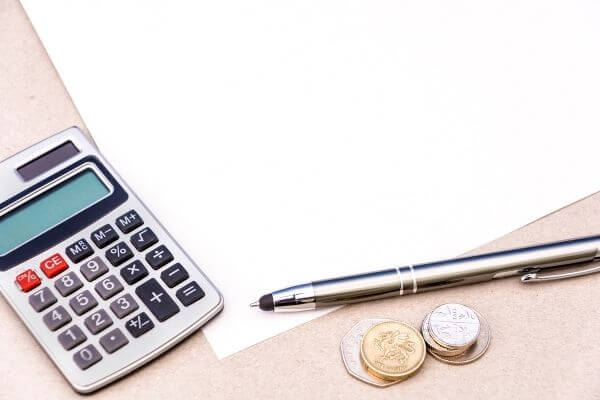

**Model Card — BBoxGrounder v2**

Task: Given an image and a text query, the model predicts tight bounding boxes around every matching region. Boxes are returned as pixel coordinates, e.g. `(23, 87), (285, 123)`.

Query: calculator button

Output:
(145, 245), (174, 270)
(54, 271), (83, 297)
(110, 294), (139, 319)
(58, 325), (87, 350)
(16, 269), (41, 292)
(29, 287), (57, 312)
(65, 239), (94, 263)
(161, 263), (189, 288)
(116, 210), (144, 233)
(130, 227), (158, 251)
(176, 282), (205, 306)
(120, 260), (148, 285)
(69, 290), (98, 316)
(73, 344), (102, 370)
(80, 256), (109, 281)
(39, 253), (69, 278)
(95, 276), (124, 300)
(126, 312), (154, 338)
(43, 306), (72, 331)
(84, 309), (113, 334)
(105, 242), (133, 266)
(135, 279), (180, 322)
(99, 328), (129, 354)
(90, 224), (119, 248)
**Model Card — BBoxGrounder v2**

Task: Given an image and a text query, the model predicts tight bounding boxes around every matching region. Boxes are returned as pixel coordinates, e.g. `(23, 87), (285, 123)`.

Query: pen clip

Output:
(520, 263), (600, 283)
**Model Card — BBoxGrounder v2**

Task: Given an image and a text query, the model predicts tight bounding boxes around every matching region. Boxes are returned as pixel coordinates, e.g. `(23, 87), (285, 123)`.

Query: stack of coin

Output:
(421, 303), (491, 364)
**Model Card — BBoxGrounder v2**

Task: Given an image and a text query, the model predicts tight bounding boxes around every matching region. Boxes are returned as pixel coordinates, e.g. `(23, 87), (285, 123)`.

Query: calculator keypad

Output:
(17, 208), (209, 374)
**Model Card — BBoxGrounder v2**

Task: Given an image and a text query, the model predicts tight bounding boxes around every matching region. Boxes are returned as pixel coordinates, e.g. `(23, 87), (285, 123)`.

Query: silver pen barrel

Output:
(265, 235), (600, 312)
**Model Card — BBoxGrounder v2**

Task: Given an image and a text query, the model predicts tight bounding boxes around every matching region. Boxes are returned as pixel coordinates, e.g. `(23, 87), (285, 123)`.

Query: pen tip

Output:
(249, 301), (259, 308)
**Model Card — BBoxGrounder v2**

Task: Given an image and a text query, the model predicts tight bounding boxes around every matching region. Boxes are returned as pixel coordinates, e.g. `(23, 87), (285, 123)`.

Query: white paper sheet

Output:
(21, 0), (600, 358)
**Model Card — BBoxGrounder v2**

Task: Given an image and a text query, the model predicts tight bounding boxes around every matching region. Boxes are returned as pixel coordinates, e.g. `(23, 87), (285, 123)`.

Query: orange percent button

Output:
(39, 253), (69, 278)
(15, 269), (41, 292)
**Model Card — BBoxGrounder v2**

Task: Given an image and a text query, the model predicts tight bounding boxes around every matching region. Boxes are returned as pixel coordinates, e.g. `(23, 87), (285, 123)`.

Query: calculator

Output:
(0, 127), (224, 393)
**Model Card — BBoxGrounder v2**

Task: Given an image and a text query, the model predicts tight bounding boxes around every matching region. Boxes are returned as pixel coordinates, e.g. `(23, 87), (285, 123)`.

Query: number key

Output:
(43, 306), (72, 331)
(29, 287), (57, 312)
(84, 309), (113, 334)
(106, 242), (133, 266)
(130, 227), (158, 251)
(58, 325), (87, 350)
(110, 294), (139, 319)
(73, 344), (102, 370)
(54, 271), (83, 297)
(80, 257), (109, 281)
(95, 276), (123, 300)
(69, 290), (98, 316)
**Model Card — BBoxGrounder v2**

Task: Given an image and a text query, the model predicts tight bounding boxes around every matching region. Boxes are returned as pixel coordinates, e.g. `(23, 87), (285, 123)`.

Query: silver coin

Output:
(340, 318), (404, 387)
(421, 312), (469, 357)
(427, 309), (491, 365)
(428, 303), (480, 349)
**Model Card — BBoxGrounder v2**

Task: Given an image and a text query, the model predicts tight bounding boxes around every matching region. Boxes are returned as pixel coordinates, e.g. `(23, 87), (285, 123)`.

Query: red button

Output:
(16, 269), (41, 292)
(39, 253), (69, 278)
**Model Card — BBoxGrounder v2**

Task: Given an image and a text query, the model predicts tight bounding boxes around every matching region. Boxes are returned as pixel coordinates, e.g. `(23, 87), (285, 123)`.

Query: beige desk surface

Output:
(2, 1), (600, 398)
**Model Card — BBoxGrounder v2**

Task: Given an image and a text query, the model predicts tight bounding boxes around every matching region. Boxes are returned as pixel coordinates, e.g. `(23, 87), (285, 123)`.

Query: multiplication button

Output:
(106, 242), (133, 266)
(116, 210), (143, 233)
(145, 245), (174, 270)
(120, 260), (148, 285)
(125, 312), (154, 338)
(73, 345), (102, 370)
(90, 224), (119, 248)
(29, 287), (57, 312)
(130, 227), (158, 251)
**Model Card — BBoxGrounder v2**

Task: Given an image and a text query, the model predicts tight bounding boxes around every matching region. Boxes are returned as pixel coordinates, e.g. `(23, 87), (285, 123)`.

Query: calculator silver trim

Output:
(0, 127), (224, 393)
(0, 163), (114, 257)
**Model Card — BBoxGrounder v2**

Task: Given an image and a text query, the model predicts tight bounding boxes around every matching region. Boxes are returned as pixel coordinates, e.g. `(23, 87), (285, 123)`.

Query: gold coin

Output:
(360, 321), (426, 381)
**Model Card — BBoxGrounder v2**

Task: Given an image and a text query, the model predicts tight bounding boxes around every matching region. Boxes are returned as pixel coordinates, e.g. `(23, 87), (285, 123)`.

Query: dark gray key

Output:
(84, 309), (113, 334)
(99, 328), (129, 353)
(130, 227), (158, 252)
(69, 290), (98, 316)
(109, 294), (139, 319)
(160, 263), (189, 288)
(29, 287), (57, 312)
(120, 260), (148, 285)
(145, 245), (174, 270)
(58, 325), (87, 350)
(65, 239), (94, 263)
(90, 224), (119, 248)
(43, 306), (72, 331)
(80, 256), (109, 281)
(54, 271), (83, 297)
(116, 210), (143, 233)
(105, 242), (134, 266)
(176, 282), (205, 306)
(73, 344), (102, 370)
(125, 312), (154, 338)
(135, 278), (179, 322)
(94, 275), (124, 300)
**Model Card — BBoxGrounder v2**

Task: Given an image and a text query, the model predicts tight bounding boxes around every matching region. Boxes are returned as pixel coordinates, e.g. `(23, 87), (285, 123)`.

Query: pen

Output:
(250, 235), (600, 312)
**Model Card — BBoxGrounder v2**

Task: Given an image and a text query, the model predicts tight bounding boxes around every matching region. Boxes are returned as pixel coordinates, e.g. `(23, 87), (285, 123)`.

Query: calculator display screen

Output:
(0, 169), (110, 255)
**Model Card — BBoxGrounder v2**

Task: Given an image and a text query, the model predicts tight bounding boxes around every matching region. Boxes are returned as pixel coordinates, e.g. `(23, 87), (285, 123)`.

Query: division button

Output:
(80, 257), (109, 282)
(69, 290), (99, 316)
(125, 312), (154, 338)
(65, 239), (94, 263)
(130, 227), (158, 252)
(43, 305), (72, 331)
(160, 263), (189, 288)
(95, 275), (124, 300)
(145, 245), (174, 270)
(39, 253), (69, 278)
(58, 325), (87, 350)
(29, 287), (57, 312)
(73, 344), (102, 370)
(110, 294), (139, 319)
(16, 269), (41, 292)
(120, 260), (149, 285)
(105, 242), (133, 266)
(90, 224), (119, 248)
(116, 210), (143, 234)
(135, 278), (180, 322)
(99, 328), (129, 354)
(176, 282), (205, 307)
(84, 309), (113, 335)
(54, 271), (83, 297)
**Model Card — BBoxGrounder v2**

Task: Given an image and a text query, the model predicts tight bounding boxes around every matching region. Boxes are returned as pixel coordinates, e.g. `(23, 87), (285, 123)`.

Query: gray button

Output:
(43, 306), (72, 331)
(58, 325), (87, 350)
(99, 328), (129, 353)
(84, 309), (113, 334)
(54, 271), (83, 297)
(80, 256), (109, 282)
(29, 287), (57, 312)
(69, 290), (98, 316)
(73, 344), (102, 370)
(94, 275), (124, 300)
(109, 294), (139, 319)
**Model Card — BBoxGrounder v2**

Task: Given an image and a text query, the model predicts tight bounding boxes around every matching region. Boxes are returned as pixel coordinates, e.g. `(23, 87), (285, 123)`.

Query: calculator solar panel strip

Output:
(0, 127), (224, 393)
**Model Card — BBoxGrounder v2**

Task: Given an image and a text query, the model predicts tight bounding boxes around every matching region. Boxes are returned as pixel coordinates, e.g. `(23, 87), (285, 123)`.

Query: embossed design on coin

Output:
(421, 312), (467, 357)
(360, 321), (426, 381)
(428, 303), (480, 349)
(427, 309), (491, 365)
(340, 318), (399, 387)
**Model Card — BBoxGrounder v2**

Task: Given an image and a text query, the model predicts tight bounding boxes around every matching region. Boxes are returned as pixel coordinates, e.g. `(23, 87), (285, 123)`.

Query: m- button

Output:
(40, 253), (69, 278)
